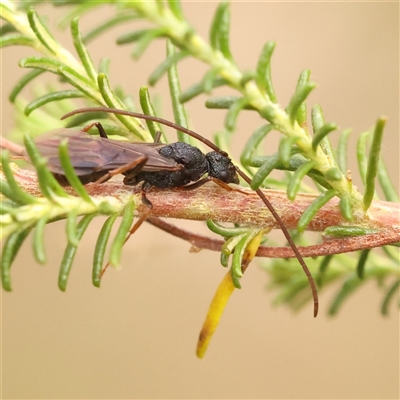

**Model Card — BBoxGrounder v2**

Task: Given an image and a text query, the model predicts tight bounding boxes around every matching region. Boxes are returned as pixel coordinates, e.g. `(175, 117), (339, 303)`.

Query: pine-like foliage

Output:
(1, 0), (399, 356)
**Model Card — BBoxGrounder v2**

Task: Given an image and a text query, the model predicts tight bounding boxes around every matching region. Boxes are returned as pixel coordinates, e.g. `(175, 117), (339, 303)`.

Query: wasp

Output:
(29, 122), (239, 192)
(1, 106), (318, 317)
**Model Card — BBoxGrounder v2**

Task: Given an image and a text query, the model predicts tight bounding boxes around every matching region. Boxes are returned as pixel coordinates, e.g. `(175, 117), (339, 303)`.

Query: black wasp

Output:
(31, 122), (239, 195)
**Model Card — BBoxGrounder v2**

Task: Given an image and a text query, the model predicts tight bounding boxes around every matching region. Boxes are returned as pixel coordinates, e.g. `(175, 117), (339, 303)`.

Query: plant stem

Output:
(3, 164), (399, 253)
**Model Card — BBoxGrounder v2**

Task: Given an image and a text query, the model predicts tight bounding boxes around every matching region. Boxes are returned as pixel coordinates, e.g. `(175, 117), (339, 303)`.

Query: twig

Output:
(3, 164), (400, 257)
(147, 217), (400, 258)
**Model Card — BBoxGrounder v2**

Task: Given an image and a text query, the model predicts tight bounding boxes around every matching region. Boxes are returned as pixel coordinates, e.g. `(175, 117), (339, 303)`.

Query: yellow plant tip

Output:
(242, 229), (267, 267)
(196, 229), (267, 358)
(196, 271), (235, 358)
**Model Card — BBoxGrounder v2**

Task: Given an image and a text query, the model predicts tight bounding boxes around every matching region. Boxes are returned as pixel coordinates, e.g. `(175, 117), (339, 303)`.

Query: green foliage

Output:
(207, 220), (266, 288)
(266, 251), (399, 316)
(1, 0), (398, 315)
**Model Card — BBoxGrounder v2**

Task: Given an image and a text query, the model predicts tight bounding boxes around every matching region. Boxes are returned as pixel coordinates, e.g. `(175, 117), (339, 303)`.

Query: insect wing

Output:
(29, 129), (179, 176)
(31, 129), (106, 175)
(99, 140), (180, 172)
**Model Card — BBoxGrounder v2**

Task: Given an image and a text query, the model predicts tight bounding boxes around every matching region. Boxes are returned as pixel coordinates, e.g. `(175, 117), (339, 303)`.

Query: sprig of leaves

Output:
(0, 138), (139, 291)
(1, 0), (399, 324)
(266, 250), (399, 316)
(1, 0), (151, 141)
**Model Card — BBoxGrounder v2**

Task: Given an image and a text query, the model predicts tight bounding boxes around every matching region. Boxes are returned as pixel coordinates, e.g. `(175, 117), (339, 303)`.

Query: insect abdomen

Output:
(124, 142), (208, 189)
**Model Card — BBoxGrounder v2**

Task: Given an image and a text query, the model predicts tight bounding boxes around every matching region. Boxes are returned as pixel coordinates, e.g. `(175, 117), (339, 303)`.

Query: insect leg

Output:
(179, 177), (210, 191)
(209, 178), (250, 195)
(82, 122), (108, 138)
(95, 155), (149, 184)
(154, 131), (162, 143)
(179, 177), (249, 196)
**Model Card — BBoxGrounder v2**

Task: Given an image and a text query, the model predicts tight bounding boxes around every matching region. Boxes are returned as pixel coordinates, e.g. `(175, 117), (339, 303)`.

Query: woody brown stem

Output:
(146, 217), (400, 257)
(5, 164), (400, 257)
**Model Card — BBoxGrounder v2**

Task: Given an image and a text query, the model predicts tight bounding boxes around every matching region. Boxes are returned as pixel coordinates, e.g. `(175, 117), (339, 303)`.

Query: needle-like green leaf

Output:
(240, 124), (274, 168)
(202, 69), (220, 94)
(58, 67), (101, 104)
(224, 97), (248, 132)
(206, 220), (251, 237)
(209, 2), (233, 62)
(230, 234), (250, 287)
(287, 81), (316, 125)
(98, 73), (151, 141)
(66, 210), (79, 247)
(23, 133), (68, 200)
(27, 9), (58, 54)
(220, 234), (247, 267)
(33, 215), (49, 264)
(323, 167), (342, 182)
(356, 249), (370, 279)
(312, 122), (337, 152)
(148, 49), (189, 86)
(363, 117), (386, 211)
(316, 255), (333, 287)
(1, 228), (32, 291)
(117, 29), (154, 45)
(1, 151), (36, 204)
(130, 29), (167, 60)
(58, 139), (93, 203)
(311, 103), (337, 159)
(256, 41), (277, 103)
(139, 86), (167, 142)
(83, 13), (139, 44)
(19, 56), (65, 73)
(0, 33), (34, 48)
(356, 130), (370, 185)
(0, 181), (19, 204)
(58, 214), (96, 291)
(337, 128), (352, 173)
(323, 226), (376, 237)
(167, 0), (184, 19)
(205, 96), (254, 110)
(298, 189), (336, 232)
(287, 161), (316, 200)
(338, 194), (353, 222)
(71, 17), (97, 82)
(180, 76), (227, 103)
(109, 200), (135, 268)
(279, 136), (299, 168)
(167, 40), (191, 143)
(92, 213), (119, 287)
(381, 279), (400, 316)
(9, 69), (44, 102)
(250, 153), (280, 190)
(25, 90), (84, 116)
(377, 160), (399, 202)
(329, 274), (363, 315)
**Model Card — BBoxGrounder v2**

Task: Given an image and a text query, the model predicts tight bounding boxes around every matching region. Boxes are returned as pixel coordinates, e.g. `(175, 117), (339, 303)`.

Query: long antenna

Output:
(62, 106), (319, 317)
(61, 107), (228, 156)
(236, 169), (318, 317)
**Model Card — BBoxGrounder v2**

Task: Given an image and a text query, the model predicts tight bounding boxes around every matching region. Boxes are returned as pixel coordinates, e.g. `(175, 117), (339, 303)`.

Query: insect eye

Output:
(219, 170), (229, 182)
